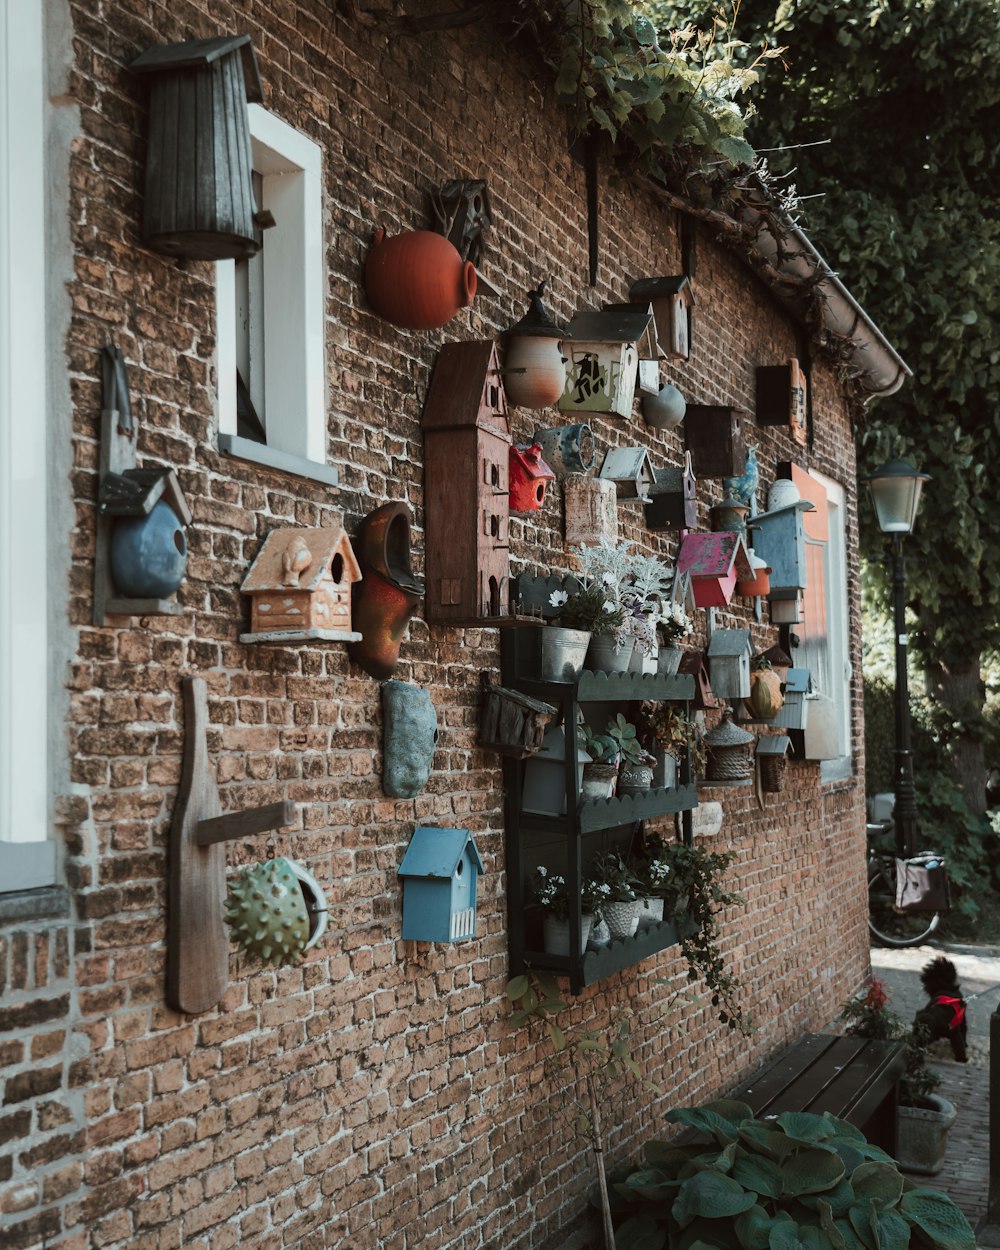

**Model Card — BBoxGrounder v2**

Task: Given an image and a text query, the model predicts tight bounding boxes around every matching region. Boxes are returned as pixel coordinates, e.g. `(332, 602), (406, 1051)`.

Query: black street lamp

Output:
(863, 457), (931, 859)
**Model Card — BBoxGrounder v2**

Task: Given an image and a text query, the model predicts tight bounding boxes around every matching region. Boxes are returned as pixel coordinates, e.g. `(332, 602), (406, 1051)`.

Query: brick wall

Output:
(1, 4), (871, 1248)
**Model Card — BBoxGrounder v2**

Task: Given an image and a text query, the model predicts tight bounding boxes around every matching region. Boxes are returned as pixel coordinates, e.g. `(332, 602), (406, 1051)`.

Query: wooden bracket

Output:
(167, 676), (296, 1014)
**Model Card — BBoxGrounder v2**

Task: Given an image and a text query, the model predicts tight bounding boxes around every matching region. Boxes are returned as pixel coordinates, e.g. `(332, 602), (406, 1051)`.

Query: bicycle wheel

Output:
(868, 863), (941, 948)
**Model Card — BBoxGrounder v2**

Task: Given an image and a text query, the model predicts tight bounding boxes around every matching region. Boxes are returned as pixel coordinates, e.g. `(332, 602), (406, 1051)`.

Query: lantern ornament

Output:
(224, 856), (328, 966)
(863, 457), (931, 534)
(704, 708), (755, 784)
(509, 443), (556, 512)
(502, 282), (570, 409)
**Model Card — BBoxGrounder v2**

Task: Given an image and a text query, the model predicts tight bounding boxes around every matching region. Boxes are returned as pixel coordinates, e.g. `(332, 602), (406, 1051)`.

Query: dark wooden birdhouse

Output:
(684, 406), (747, 479)
(756, 359), (808, 447)
(130, 35), (264, 261)
(478, 682), (557, 758)
(678, 651), (720, 710)
(599, 446), (655, 500)
(629, 276), (695, 360)
(757, 734), (792, 793)
(646, 453), (697, 531)
(509, 444), (555, 512)
(677, 531), (753, 609)
(240, 527), (362, 643)
(422, 341), (514, 625)
(558, 305), (653, 418)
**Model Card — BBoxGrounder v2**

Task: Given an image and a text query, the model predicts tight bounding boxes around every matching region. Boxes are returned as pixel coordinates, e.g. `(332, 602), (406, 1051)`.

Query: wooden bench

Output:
(728, 1033), (907, 1153)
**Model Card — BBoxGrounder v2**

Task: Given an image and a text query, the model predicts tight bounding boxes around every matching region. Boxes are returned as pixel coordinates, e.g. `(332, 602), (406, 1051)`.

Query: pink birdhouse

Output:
(509, 443), (555, 512)
(677, 531), (753, 609)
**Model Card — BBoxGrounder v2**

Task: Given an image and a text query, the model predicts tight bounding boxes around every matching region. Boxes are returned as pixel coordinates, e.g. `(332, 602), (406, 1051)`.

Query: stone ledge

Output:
(0, 886), (71, 926)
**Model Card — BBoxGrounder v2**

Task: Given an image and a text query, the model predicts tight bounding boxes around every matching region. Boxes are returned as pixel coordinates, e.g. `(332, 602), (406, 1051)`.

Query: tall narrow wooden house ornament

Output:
(629, 276), (695, 360)
(422, 341), (514, 625)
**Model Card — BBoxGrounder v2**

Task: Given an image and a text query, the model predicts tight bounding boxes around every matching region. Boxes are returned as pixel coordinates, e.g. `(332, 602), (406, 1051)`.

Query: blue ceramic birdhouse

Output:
(398, 826), (484, 942)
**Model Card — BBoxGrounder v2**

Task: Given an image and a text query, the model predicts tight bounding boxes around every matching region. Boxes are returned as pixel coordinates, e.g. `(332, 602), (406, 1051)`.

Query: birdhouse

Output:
(398, 826), (485, 943)
(502, 283), (570, 410)
(240, 527), (362, 643)
(422, 341), (514, 625)
(532, 423), (595, 478)
(629, 276), (695, 360)
(478, 682), (558, 758)
(707, 629), (753, 701)
(684, 406), (747, 478)
(347, 502), (424, 680)
(558, 305), (653, 418)
(599, 446), (655, 500)
(677, 531), (753, 609)
(509, 444), (556, 512)
(752, 499), (816, 596)
(646, 455), (698, 531)
(522, 726), (590, 816)
(756, 359), (808, 447)
(603, 301), (661, 396)
(678, 651), (721, 710)
(756, 735), (792, 793)
(770, 592), (804, 625)
(770, 668), (810, 731)
(760, 643), (792, 686)
(564, 474), (617, 549)
(711, 496), (749, 540)
(704, 708), (755, 784)
(130, 36), (264, 261)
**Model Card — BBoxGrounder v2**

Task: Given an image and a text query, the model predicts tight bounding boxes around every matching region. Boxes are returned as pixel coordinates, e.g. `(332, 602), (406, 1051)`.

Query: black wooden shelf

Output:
(579, 784), (699, 832)
(521, 918), (681, 984)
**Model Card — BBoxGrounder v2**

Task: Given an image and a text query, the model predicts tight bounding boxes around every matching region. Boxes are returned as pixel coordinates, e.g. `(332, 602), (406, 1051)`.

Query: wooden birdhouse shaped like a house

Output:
(707, 628), (753, 701)
(646, 454), (697, 531)
(422, 341), (513, 625)
(756, 359), (808, 447)
(509, 443), (555, 513)
(558, 305), (652, 418)
(398, 826), (484, 943)
(677, 531), (753, 609)
(630, 276), (695, 360)
(770, 668), (810, 732)
(752, 498), (815, 623)
(757, 734), (793, 793)
(604, 301), (662, 396)
(240, 527), (362, 643)
(599, 446), (655, 500)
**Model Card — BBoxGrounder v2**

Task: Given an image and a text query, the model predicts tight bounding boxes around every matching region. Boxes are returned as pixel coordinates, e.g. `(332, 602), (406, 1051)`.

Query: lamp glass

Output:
(864, 458), (930, 535)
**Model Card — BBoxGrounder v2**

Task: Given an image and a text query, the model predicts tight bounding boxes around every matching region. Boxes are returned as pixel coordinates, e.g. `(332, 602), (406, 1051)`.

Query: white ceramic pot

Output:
(543, 913), (592, 957)
(602, 898), (640, 939)
(619, 761), (654, 797)
(587, 917), (611, 950)
(767, 478), (801, 511)
(581, 762), (617, 800)
(504, 335), (567, 409)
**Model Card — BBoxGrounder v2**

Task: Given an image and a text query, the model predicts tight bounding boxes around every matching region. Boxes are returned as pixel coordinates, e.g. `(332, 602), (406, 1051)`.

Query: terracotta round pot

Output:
(365, 227), (476, 329)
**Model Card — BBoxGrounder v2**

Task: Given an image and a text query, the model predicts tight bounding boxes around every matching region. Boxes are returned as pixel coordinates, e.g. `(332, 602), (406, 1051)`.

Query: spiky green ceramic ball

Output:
(224, 856), (311, 966)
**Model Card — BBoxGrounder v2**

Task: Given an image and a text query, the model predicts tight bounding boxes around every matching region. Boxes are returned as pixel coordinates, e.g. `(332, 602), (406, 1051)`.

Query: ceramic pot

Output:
(767, 478), (801, 512)
(532, 423), (596, 477)
(587, 917), (611, 950)
(627, 642), (658, 676)
(641, 382), (686, 431)
(657, 644), (682, 676)
(109, 499), (187, 597)
(619, 761), (654, 797)
(347, 502), (425, 680)
(365, 227), (476, 329)
(603, 899), (640, 939)
(543, 913), (592, 957)
(895, 1095), (957, 1175)
(539, 626), (591, 682)
(504, 336), (566, 409)
(581, 762), (617, 801)
(637, 897), (664, 928)
(586, 634), (634, 673)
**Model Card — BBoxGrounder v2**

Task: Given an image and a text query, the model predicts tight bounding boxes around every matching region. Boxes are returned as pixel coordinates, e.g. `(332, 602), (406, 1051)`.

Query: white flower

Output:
(601, 571), (617, 586)
(602, 600), (617, 614)
(536, 865), (548, 877)
(548, 590), (569, 608)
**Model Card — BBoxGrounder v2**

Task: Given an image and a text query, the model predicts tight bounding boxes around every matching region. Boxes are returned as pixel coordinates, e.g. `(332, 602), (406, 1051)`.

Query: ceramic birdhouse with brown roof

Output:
(241, 527), (362, 643)
(509, 443), (555, 513)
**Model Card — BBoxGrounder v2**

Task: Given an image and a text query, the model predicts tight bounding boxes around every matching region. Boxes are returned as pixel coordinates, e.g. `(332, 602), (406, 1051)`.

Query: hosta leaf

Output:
(834, 1217), (867, 1250)
(899, 1189), (976, 1249)
(644, 1139), (695, 1171)
(615, 1214), (667, 1250)
(848, 1201), (879, 1250)
(673, 1171), (757, 1225)
(768, 1225), (809, 1250)
(733, 1154), (784, 1199)
(873, 1207), (911, 1250)
(739, 1123), (799, 1160)
(776, 1113), (836, 1144)
(782, 1148), (846, 1196)
(667, 1107), (742, 1144)
(822, 1116), (867, 1143)
(851, 1162), (903, 1208)
(735, 1204), (773, 1250)
(817, 1198), (848, 1250)
(799, 1178), (857, 1218)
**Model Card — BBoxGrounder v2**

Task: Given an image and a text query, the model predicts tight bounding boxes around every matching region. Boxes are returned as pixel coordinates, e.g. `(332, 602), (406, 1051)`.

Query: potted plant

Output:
(578, 722), (621, 800)
(636, 701), (692, 789)
(842, 976), (957, 1175)
(603, 713), (656, 796)
(617, 548), (677, 675)
(546, 581), (626, 677)
(568, 538), (669, 672)
(633, 834), (677, 927)
(530, 865), (596, 955)
(607, 1100), (976, 1249)
(588, 850), (643, 939)
(655, 598), (694, 676)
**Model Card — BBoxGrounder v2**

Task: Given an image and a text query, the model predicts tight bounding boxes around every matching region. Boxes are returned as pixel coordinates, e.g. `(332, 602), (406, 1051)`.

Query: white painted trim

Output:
(0, 0), (51, 857)
(216, 107), (326, 467)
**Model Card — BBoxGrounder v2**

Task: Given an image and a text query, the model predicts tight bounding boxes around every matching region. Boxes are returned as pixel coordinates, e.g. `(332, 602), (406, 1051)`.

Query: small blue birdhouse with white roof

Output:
(398, 826), (484, 942)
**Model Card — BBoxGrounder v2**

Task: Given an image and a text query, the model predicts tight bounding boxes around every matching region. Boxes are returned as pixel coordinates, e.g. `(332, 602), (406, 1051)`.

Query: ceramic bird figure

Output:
(723, 445), (758, 508)
(280, 534), (312, 586)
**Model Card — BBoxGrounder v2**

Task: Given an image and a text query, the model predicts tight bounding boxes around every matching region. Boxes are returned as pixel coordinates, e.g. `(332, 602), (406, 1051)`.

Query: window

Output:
(215, 106), (335, 485)
(0, 0), (55, 889)
(793, 468), (853, 781)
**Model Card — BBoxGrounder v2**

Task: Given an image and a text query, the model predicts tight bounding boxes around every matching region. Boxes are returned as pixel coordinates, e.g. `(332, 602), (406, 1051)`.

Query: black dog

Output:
(914, 956), (968, 1063)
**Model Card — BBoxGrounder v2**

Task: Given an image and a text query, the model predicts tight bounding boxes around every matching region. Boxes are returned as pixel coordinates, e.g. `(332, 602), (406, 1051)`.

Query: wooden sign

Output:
(564, 474), (617, 548)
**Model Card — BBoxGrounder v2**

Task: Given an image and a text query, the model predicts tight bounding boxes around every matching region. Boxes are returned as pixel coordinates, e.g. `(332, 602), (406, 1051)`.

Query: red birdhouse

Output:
(677, 530), (753, 609)
(509, 443), (555, 513)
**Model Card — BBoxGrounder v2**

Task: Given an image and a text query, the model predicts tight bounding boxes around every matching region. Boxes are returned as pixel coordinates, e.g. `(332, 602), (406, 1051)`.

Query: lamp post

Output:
(863, 457), (930, 859)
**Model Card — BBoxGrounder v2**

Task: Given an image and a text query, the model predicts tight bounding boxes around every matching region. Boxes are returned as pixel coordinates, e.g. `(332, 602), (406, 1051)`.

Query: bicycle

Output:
(867, 819), (942, 948)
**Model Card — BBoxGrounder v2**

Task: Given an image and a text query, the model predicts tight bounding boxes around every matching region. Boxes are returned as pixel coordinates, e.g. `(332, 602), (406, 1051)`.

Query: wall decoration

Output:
(752, 498), (816, 619)
(502, 283), (570, 409)
(532, 423), (595, 477)
(677, 530), (752, 608)
(478, 682), (557, 758)
(629, 275), (695, 360)
(757, 734), (792, 793)
(509, 444), (556, 512)
(382, 682), (438, 798)
(756, 359), (808, 446)
(398, 826), (484, 942)
(684, 405), (747, 478)
(130, 35), (264, 261)
(645, 454), (697, 531)
(347, 503), (425, 680)
(707, 628), (753, 701)
(365, 226), (477, 330)
(224, 857), (328, 966)
(770, 668), (810, 731)
(429, 178), (492, 269)
(563, 474), (617, 548)
(722, 445), (759, 509)
(642, 381), (686, 431)
(93, 344), (192, 625)
(599, 446), (655, 500)
(557, 305), (653, 418)
(679, 651), (720, 710)
(168, 676), (300, 1014)
(604, 300), (661, 396)
(704, 708), (755, 785)
(422, 340), (516, 625)
(240, 527), (362, 643)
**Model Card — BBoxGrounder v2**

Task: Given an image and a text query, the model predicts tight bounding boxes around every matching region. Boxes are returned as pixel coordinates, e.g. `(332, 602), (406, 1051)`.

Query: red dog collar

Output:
(932, 994), (966, 1030)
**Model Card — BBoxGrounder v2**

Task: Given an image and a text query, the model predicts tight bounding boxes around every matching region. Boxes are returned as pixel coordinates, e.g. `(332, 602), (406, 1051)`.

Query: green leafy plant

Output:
(589, 848), (644, 903)
(605, 712), (655, 766)
(841, 976), (941, 1107)
(578, 721), (621, 764)
(608, 1100), (975, 1250)
(636, 701), (690, 755)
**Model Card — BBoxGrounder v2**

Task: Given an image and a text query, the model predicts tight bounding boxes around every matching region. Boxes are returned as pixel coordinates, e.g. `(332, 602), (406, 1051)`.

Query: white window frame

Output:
(0, 0), (55, 888)
(215, 105), (335, 485)
(797, 471), (853, 782)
